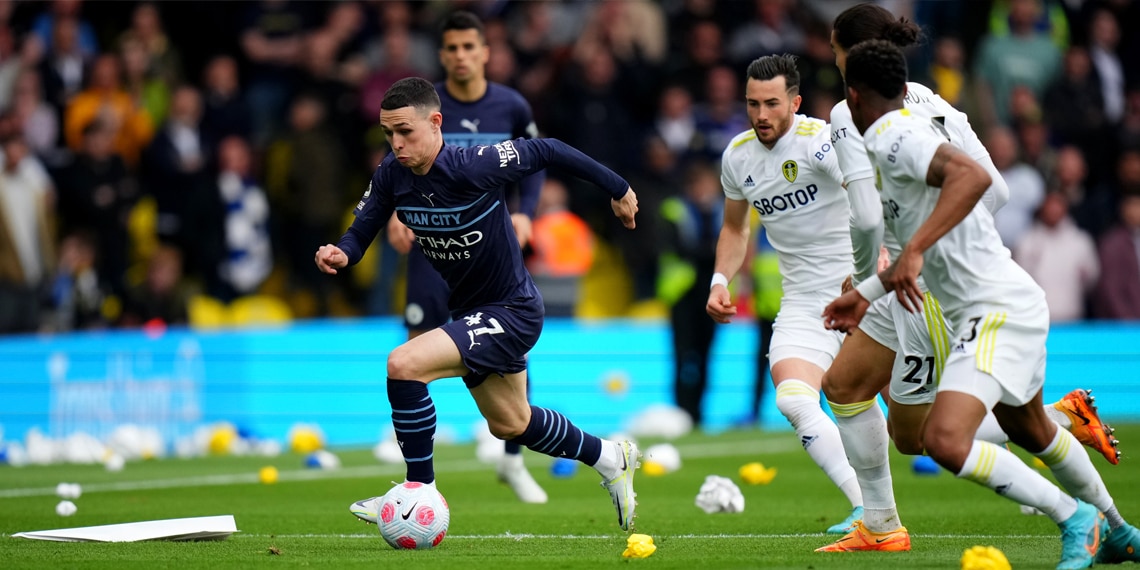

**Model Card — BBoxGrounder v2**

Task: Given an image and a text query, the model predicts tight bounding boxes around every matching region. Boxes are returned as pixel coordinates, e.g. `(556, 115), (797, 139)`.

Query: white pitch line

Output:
(238, 532), (1055, 540)
(0, 439), (798, 499)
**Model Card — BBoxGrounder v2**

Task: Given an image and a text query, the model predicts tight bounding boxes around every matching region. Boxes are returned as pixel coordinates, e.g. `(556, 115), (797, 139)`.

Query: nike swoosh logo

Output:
(1070, 407), (1092, 427)
(620, 446), (628, 472)
(875, 537), (892, 543)
(401, 502), (418, 521)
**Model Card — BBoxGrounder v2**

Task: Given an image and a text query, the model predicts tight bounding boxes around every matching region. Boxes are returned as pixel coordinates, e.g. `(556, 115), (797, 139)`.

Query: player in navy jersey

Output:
(316, 77), (642, 531)
(384, 11), (549, 505)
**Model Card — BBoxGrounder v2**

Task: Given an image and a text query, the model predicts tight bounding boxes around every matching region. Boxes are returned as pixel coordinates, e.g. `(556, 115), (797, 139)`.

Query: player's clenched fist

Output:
(315, 244), (348, 274)
(612, 188), (638, 229)
(706, 284), (736, 324)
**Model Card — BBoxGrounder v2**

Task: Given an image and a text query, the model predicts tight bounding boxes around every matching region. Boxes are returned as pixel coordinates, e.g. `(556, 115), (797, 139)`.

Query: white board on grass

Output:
(12, 515), (238, 542)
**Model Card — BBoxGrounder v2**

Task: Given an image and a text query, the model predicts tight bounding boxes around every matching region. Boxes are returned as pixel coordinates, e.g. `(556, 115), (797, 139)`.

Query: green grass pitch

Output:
(1, 426), (1136, 569)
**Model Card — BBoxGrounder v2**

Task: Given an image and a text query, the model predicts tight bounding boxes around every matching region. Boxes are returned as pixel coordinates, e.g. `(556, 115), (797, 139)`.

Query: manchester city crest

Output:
(781, 160), (798, 183)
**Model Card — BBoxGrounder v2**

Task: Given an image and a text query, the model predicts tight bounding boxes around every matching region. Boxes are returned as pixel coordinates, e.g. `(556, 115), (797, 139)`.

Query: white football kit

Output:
(830, 82), (1009, 404)
(721, 115), (850, 369)
(863, 108), (1049, 406)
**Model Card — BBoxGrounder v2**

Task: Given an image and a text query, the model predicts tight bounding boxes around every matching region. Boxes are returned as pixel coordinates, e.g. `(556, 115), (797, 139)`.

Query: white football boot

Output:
(597, 440), (640, 531)
(497, 452), (548, 504)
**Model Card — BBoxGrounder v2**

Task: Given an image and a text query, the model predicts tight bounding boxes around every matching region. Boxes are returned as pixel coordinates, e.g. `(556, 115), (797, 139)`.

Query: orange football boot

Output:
(1054, 389), (1120, 465)
(815, 521), (911, 552)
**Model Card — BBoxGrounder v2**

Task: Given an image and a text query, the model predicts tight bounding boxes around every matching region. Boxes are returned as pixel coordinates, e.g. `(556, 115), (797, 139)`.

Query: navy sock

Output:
(503, 371), (532, 456)
(510, 405), (603, 465)
(388, 378), (436, 483)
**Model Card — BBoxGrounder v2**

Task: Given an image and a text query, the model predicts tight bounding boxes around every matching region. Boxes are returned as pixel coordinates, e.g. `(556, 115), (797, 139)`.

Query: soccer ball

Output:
(377, 482), (450, 550)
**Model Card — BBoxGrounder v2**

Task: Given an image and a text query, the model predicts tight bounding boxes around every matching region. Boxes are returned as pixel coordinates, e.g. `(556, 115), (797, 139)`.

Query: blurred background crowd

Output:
(0, 0), (1139, 336)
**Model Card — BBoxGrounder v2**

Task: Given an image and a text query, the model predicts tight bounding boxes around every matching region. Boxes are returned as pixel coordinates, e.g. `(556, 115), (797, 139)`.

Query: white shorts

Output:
(858, 295), (898, 352)
(769, 291), (845, 370)
(937, 306), (1049, 407)
(889, 292), (953, 406)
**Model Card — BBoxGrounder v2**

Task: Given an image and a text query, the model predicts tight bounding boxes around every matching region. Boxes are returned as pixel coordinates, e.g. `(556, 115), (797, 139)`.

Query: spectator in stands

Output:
(117, 2), (182, 88)
(119, 243), (190, 327)
(239, 0), (308, 146)
(47, 229), (105, 331)
(1044, 47), (1111, 181)
(363, 1), (436, 79)
(265, 93), (346, 316)
(1014, 192), (1099, 322)
(214, 136), (271, 302)
(1051, 145), (1115, 238)
(54, 120), (134, 296)
(64, 54), (154, 167)
(142, 84), (216, 289)
(974, 0), (1062, 126)
(668, 20), (727, 102)
(200, 55), (251, 144)
(659, 161), (722, 427)
(986, 126), (1046, 248)
(30, 0), (98, 59)
(1018, 118), (1057, 182)
(653, 85), (699, 158)
(623, 136), (682, 301)
(727, 0), (805, 67)
(0, 133), (55, 333)
(1088, 9), (1124, 126)
(38, 16), (90, 121)
(8, 68), (59, 160)
(120, 36), (170, 128)
(527, 178), (594, 317)
(1094, 190), (1140, 320)
(694, 65), (748, 160)
(927, 37), (967, 108)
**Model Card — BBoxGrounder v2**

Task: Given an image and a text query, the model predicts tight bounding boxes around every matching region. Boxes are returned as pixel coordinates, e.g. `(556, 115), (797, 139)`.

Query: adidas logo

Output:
(743, 175), (755, 187)
(801, 435), (818, 449)
(952, 343), (965, 353)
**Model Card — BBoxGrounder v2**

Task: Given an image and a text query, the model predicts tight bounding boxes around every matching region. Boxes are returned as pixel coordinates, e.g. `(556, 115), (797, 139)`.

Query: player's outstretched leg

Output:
(508, 405), (640, 531)
(775, 378), (863, 533)
(497, 370), (547, 504)
(350, 378), (439, 524)
(1046, 389), (1120, 465)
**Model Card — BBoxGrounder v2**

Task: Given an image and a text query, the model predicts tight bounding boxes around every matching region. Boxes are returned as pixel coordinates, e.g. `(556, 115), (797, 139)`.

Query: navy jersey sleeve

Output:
(511, 93), (544, 219)
(337, 162), (394, 266)
(467, 138), (629, 200)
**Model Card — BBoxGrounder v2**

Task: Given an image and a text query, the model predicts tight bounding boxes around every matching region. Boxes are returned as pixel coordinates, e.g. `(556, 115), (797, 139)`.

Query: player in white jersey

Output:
(827, 39), (1140, 569)
(817, 2), (1121, 555)
(707, 54), (863, 534)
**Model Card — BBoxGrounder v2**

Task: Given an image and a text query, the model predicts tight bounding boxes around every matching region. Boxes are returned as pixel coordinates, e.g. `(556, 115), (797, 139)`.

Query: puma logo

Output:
(460, 118), (480, 133)
(420, 193), (435, 207)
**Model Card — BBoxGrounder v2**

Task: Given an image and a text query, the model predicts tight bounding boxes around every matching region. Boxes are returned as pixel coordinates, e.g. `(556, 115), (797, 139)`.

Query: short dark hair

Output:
(833, 3), (922, 52)
(381, 77), (441, 113)
(746, 54), (801, 94)
(440, 10), (484, 41)
(845, 40), (908, 100)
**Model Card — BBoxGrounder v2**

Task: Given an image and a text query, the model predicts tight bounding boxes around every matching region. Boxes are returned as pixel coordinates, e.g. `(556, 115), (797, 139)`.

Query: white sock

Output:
(957, 440), (1077, 523)
(832, 399), (899, 532)
(1035, 427), (1115, 518)
(1044, 404), (1071, 430)
(776, 379), (862, 508)
(975, 411), (1009, 445)
(592, 440), (622, 480)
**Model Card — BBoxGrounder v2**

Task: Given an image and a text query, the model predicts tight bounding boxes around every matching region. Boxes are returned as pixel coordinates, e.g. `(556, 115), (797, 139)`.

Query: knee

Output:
(487, 416), (528, 441)
(386, 346), (417, 379)
(822, 370), (875, 404)
(922, 423), (971, 472)
(892, 434), (926, 456)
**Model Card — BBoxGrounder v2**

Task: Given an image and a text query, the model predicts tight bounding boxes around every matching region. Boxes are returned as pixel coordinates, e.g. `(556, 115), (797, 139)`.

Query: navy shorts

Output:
(442, 299), (544, 389)
(405, 245), (451, 330)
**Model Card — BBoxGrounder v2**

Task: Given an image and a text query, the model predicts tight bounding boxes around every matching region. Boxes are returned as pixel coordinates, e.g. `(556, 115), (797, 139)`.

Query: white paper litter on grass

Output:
(12, 515), (238, 542)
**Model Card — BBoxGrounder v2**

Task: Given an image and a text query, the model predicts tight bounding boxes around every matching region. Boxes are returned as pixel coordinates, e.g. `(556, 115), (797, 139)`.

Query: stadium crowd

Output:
(0, 0), (1138, 335)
